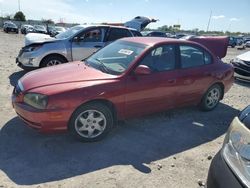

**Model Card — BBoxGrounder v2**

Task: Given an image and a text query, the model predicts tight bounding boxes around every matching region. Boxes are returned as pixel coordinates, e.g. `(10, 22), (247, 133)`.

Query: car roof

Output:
(120, 37), (190, 46)
(78, 24), (134, 30)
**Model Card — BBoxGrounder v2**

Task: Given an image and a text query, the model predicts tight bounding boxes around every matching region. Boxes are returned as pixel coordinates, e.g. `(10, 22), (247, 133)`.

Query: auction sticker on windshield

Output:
(118, 49), (134, 55)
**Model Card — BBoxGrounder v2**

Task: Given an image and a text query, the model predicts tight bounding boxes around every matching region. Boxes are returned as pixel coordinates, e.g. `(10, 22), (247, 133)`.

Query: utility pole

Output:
(18, 0), (20, 11)
(206, 10), (212, 32)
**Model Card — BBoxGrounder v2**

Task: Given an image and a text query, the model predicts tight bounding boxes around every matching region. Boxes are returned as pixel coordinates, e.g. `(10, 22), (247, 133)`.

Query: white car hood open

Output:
(25, 33), (55, 46)
(237, 51), (250, 62)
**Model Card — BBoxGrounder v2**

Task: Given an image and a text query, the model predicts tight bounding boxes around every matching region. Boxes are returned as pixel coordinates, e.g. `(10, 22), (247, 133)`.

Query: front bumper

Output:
(232, 61), (250, 82)
(12, 95), (71, 133)
(16, 49), (43, 68)
(207, 151), (244, 188)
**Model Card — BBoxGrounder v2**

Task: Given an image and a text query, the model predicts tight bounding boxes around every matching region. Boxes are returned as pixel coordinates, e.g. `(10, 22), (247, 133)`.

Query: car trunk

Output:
(188, 36), (229, 59)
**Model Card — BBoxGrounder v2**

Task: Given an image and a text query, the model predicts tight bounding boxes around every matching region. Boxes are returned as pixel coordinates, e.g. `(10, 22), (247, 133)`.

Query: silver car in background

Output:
(16, 25), (141, 69)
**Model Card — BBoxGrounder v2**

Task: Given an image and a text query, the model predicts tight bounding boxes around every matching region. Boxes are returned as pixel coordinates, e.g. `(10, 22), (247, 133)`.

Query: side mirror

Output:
(134, 65), (151, 75)
(73, 36), (80, 42)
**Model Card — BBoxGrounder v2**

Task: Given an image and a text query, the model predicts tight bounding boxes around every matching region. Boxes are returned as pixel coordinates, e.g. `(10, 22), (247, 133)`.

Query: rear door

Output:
(71, 27), (107, 61)
(176, 44), (215, 106)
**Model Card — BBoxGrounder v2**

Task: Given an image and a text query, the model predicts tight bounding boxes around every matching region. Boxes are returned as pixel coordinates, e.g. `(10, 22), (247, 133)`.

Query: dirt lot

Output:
(0, 31), (249, 188)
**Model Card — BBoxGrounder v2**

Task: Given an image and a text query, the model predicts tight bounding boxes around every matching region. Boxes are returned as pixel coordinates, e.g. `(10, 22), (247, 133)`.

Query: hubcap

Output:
(75, 110), (107, 138)
(206, 88), (220, 108)
(47, 59), (62, 66)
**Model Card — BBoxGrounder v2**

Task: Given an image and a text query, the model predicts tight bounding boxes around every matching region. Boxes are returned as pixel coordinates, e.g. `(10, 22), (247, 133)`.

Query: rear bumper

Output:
(206, 151), (244, 188)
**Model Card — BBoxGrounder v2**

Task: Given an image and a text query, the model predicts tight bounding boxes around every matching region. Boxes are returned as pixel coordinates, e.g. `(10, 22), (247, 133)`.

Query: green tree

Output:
(14, 11), (26, 21)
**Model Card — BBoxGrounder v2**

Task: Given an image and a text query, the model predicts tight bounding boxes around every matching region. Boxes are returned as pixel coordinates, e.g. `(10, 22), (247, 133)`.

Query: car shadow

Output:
(0, 103), (239, 185)
(8, 70), (27, 86)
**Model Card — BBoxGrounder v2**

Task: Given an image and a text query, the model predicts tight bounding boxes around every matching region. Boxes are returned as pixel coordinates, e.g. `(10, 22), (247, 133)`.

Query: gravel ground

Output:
(0, 31), (249, 188)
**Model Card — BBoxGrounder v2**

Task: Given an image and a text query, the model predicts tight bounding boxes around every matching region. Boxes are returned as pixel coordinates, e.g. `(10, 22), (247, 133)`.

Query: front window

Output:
(56, 25), (84, 39)
(85, 40), (148, 75)
(77, 28), (102, 42)
(140, 45), (176, 72)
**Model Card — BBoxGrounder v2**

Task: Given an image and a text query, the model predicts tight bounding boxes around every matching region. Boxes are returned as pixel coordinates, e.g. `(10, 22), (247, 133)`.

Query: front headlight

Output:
(23, 93), (48, 109)
(23, 44), (42, 52)
(222, 117), (250, 187)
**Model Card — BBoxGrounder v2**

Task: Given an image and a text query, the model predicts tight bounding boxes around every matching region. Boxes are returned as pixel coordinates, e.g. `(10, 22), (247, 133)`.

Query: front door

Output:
(71, 28), (105, 61)
(124, 44), (179, 118)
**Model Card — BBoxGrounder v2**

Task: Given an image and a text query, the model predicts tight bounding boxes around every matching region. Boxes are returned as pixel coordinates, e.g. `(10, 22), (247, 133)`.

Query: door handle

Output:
(167, 79), (176, 84)
(94, 45), (102, 48)
(204, 72), (212, 76)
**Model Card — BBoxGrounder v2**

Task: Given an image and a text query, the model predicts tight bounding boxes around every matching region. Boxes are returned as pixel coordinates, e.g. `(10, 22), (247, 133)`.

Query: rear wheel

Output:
(200, 84), (223, 111)
(41, 55), (67, 67)
(69, 103), (114, 142)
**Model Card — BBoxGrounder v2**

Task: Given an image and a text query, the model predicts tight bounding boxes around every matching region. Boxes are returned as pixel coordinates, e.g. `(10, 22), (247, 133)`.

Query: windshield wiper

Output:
(94, 58), (111, 74)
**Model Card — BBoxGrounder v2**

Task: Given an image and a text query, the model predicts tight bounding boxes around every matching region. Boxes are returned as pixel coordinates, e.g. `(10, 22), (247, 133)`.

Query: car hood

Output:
(20, 61), (117, 91)
(25, 33), (56, 46)
(237, 51), (250, 62)
(188, 36), (229, 59)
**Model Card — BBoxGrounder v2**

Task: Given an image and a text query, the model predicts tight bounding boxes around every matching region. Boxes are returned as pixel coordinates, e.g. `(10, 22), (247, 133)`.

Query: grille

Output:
(243, 60), (250, 66)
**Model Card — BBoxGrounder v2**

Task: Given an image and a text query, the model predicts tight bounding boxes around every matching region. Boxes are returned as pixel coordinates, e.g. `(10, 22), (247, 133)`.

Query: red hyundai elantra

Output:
(12, 37), (234, 142)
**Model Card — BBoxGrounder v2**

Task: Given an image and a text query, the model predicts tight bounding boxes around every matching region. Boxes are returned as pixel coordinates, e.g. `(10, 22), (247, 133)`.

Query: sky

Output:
(0, 0), (249, 32)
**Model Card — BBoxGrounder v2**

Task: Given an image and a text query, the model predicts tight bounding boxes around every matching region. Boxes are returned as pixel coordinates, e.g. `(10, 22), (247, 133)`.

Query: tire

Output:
(200, 84), (223, 111)
(69, 103), (114, 142)
(40, 55), (67, 67)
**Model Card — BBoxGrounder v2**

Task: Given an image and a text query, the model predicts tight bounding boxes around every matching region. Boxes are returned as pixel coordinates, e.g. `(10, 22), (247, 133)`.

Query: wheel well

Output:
(68, 99), (118, 129)
(40, 53), (68, 67)
(212, 82), (225, 99)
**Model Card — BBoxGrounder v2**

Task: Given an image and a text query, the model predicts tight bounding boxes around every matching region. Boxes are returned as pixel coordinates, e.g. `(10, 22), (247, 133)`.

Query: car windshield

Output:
(56, 25), (84, 39)
(8, 23), (16, 27)
(85, 40), (148, 75)
(34, 25), (45, 30)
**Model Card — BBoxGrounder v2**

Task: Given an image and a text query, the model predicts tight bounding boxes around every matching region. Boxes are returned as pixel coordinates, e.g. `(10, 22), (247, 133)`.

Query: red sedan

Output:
(12, 37), (234, 142)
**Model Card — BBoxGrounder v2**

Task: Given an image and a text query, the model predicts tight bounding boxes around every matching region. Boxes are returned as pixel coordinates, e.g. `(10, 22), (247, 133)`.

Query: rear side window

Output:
(107, 28), (132, 41)
(130, 30), (142, 37)
(180, 45), (212, 68)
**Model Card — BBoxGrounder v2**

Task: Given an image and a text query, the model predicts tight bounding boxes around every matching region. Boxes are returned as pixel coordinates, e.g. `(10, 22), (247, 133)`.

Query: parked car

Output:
(175, 33), (188, 39)
(12, 37), (234, 142)
(54, 26), (66, 36)
(228, 36), (237, 48)
(244, 37), (250, 44)
(21, 24), (34, 34)
(245, 41), (250, 48)
(16, 25), (142, 70)
(141, 31), (168, 37)
(47, 26), (67, 37)
(3, 22), (18, 33)
(236, 37), (244, 45)
(231, 51), (250, 82)
(207, 105), (250, 188)
(32, 25), (47, 34)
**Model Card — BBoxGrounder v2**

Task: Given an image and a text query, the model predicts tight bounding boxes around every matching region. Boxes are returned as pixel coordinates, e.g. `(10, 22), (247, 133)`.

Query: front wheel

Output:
(200, 84), (223, 111)
(41, 55), (66, 67)
(69, 103), (114, 142)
